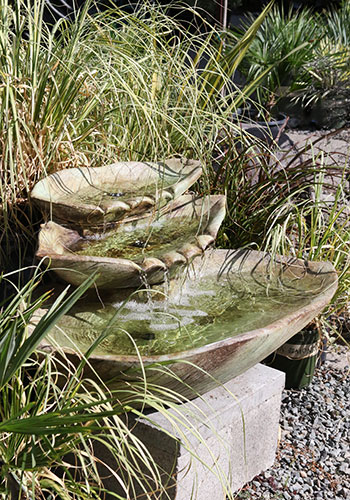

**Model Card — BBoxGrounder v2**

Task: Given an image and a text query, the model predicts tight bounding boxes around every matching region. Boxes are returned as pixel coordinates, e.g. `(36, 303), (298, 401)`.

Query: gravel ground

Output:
(234, 346), (350, 500)
(286, 128), (350, 165)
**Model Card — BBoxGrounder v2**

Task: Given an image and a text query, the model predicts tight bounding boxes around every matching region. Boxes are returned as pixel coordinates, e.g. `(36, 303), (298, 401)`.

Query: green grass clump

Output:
(0, 269), (243, 499)
(263, 167), (350, 323)
(0, 0), (273, 270)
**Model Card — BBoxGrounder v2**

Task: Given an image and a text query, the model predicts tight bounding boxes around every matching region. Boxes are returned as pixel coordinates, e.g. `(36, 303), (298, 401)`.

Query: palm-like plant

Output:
(230, 5), (321, 111)
(296, 2), (350, 107)
(324, 0), (350, 46)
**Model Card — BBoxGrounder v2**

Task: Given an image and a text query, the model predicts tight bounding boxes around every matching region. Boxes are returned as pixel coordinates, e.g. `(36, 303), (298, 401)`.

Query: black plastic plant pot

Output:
(255, 112), (287, 128)
(231, 103), (254, 122)
(264, 329), (320, 389)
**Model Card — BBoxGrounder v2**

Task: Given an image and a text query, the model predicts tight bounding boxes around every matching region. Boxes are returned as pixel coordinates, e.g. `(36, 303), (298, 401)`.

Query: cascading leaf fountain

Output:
(31, 159), (338, 399)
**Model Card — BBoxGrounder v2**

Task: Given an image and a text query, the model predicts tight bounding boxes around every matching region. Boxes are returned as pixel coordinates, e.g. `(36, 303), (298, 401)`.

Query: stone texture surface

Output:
(94, 364), (285, 500)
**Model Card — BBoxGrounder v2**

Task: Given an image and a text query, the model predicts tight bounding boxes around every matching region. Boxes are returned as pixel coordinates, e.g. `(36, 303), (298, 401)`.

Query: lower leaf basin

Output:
(36, 195), (225, 289)
(36, 249), (337, 399)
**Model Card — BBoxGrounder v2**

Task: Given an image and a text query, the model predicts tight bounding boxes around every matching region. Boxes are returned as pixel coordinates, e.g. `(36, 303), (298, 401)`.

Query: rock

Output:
(339, 464), (350, 474)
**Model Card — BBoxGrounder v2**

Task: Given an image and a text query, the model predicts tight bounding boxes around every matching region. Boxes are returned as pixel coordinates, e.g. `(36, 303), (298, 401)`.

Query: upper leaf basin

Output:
(33, 249), (338, 399)
(36, 195), (226, 289)
(31, 158), (202, 225)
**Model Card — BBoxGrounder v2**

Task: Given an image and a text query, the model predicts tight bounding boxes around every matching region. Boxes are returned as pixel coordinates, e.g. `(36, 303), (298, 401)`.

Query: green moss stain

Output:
(74, 217), (202, 261)
(49, 272), (320, 357)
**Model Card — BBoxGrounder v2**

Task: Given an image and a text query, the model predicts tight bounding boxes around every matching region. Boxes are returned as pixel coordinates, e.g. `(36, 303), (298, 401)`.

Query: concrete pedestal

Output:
(96, 364), (285, 499)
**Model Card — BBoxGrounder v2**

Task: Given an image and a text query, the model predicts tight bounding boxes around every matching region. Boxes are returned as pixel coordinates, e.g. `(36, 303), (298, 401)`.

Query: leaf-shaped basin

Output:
(36, 195), (226, 289)
(33, 249), (337, 399)
(31, 158), (202, 225)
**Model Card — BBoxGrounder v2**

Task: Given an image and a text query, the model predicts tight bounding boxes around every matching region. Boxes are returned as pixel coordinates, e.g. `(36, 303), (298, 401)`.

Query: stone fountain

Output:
(32, 158), (338, 399)
(31, 158), (338, 498)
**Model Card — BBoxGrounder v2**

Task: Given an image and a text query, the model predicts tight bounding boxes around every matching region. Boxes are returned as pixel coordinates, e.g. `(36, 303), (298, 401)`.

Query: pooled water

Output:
(48, 271), (322, 357)
(73, 217), (202, 261)
(60, 181), (171, 206)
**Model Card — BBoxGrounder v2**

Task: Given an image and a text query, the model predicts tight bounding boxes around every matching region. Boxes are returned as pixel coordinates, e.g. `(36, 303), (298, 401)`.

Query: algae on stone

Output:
(74, 217), (202, 261)
(48, 271), (323, 357)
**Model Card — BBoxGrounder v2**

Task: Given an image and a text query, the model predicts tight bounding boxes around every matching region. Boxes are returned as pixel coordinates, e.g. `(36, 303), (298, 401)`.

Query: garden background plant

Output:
(0, 0), (272, 273)
(230, 1), (350, 111)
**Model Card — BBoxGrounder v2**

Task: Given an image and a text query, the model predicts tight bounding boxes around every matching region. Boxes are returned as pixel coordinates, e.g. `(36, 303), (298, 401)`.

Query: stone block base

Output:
(95, 364), (285, 499)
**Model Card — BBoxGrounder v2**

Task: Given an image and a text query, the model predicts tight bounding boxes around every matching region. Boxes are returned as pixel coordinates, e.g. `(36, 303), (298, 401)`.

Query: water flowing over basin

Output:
(35, 249), (337, 399)
(36, 195), (226, 289)
(31, 158), (202, 226)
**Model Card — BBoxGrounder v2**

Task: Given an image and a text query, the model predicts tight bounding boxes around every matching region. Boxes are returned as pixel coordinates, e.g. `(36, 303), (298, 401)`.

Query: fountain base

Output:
(94, 363), (285, 499)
